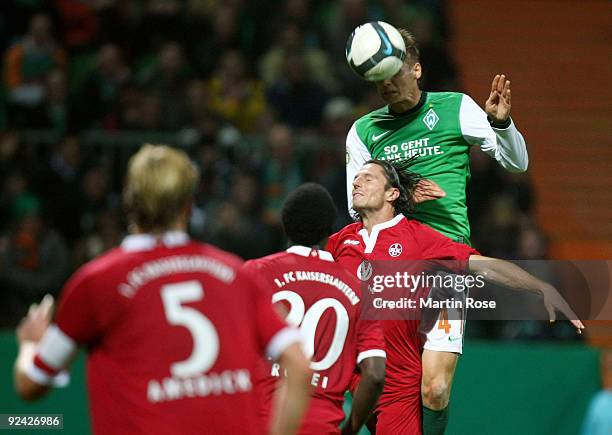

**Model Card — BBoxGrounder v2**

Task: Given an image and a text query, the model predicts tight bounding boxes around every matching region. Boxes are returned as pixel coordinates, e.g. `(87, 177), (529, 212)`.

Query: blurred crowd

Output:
(0, 0), (571, 340)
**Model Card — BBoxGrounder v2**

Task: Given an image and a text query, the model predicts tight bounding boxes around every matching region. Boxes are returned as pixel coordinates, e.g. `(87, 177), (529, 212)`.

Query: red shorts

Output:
(375, 398), (422, 435)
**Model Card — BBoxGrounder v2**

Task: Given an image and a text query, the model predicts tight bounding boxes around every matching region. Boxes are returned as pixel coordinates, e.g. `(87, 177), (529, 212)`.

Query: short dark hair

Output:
(282, 183), (338, 246)
(398, 28), (420, 65)
(365, 158), (421, 216)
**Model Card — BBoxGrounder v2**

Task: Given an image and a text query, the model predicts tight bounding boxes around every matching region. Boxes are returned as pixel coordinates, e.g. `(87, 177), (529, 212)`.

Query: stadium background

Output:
(0, 0), (610, 433)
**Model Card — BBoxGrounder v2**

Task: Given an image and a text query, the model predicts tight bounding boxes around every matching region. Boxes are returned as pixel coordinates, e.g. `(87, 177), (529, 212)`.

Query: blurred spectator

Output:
(77, 43), (131, 129)
(138, 41), (192, 129)
(54, 0), (99, 50)
(4, 14), (67, 128)
(261, 124), (303, 225)
(190, 5), (245, 77)
(34, 135), (84, 244)
(0, 194), (69, 325)
(77, 165), (120, 236)
(259, 21), (336, 93)
(266, 52), (329, 129)
(73, 208), (123, 266)
(208, 173), (276, 259)
(314, 97), (356, 228)
(205, 50), (266, 133)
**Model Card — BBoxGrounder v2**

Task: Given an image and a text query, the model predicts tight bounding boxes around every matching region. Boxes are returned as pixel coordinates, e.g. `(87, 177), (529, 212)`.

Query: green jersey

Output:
(346, 91), (528, 243)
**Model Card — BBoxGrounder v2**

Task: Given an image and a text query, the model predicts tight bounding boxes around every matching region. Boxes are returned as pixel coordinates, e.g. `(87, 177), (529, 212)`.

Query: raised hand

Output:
(485, 74), (512, 123)
(16, 294), (54, 344)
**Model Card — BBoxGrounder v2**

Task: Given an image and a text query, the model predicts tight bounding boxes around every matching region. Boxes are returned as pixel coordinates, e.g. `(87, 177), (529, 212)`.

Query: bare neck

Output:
(389, 88), (422, 114)
(359, 207), (396, 235)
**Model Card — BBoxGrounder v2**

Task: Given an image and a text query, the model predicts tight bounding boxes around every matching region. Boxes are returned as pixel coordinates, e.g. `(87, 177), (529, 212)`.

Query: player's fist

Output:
(16, 294), (54, 344)
(485, 74), (512, 123)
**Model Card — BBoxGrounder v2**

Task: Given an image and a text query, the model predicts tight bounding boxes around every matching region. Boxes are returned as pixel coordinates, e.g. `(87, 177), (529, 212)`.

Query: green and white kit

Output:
(346, 91), (529, 245)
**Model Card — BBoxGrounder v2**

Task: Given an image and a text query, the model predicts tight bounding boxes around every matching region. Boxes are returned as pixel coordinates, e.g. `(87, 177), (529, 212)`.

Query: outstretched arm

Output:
(468, 255), (585, 332)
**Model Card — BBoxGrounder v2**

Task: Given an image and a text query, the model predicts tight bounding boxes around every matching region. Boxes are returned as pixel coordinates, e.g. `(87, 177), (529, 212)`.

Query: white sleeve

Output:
(459, 94), (529, 173)
(346, 123), (372, 212)
(24, 324), (76, 386)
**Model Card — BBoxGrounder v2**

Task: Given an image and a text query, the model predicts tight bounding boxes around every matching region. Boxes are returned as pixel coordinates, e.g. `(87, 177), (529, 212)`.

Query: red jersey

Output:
(244, 246), (386, 434)
(327, 215), (478, 431)
(29, 232), (299, 435)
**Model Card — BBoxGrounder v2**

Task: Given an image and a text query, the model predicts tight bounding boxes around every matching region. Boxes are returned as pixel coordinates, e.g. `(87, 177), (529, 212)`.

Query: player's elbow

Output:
(502, 157), (529, 173)
(361, 357), (386, 391)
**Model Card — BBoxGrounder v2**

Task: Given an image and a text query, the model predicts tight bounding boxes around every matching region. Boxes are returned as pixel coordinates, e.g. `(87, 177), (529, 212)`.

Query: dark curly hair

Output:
(282, 183), (338, 247)
(352, 158), (421, 220)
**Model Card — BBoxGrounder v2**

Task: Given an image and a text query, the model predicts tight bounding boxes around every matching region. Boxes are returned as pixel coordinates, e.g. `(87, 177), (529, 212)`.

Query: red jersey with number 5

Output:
(29, 233), (299, 435)
(244, 246), (386, 434)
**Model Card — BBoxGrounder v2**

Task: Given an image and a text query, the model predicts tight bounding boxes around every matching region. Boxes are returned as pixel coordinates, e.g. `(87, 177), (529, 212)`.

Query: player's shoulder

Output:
(329, 222), (362, 241)
(400, 218), (444, 237)
(426, 91), (466, 104)
(353, 106), (389, 133)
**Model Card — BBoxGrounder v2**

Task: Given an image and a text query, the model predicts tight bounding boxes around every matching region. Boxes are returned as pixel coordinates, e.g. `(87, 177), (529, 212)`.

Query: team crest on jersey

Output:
(357, 260), (373, 281)
(423, 108), (439, 131)
(388, 243), (403, 257)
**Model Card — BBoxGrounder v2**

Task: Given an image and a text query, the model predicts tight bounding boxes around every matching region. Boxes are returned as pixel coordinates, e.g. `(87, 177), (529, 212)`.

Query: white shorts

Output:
(421, 278), (467, 354)
(423, 307), (465, 354)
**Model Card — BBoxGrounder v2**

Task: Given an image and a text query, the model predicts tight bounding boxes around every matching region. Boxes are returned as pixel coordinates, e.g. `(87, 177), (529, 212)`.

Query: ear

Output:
(386, 187), (400, 203)
(412, 62), (422, 80)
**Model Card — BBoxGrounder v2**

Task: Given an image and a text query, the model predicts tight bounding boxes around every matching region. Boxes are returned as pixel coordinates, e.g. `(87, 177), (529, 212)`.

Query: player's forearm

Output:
(13, 342), (50, 401)
(468, 255), (548, 294)
(491, 120), (529, 172)
(269, 343), (312, 435)
(343, 357), (385, 434)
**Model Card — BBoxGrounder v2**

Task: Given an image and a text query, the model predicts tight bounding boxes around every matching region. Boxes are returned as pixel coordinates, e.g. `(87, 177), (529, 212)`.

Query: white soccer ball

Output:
(346, 21), (406, 82)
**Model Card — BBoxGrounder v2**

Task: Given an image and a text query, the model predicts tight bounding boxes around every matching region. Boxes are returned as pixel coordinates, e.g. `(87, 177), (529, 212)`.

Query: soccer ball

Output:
(346, 21), (406, 82)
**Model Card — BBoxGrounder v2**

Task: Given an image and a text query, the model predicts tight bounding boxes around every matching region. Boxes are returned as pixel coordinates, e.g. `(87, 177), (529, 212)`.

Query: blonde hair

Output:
(123, 144), (199, 232)
(398, 28), (420, 65)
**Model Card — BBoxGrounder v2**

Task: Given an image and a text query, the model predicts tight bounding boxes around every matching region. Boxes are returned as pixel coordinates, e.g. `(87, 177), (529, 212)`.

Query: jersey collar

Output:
(286, 245), (334, 262)
(121, 231), (190, 252)
(358, 214), (405, 254)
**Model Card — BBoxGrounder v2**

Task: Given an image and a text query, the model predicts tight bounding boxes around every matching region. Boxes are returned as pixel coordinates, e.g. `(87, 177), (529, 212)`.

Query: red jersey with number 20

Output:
(327, 215), (478, 434)
(244, 246), (386, 434)
(28, 233), (299, 435)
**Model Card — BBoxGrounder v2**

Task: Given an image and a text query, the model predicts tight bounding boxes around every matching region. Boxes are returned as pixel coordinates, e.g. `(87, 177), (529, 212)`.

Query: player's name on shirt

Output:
(378, 137), (444, 161)
(269, 362), (332, 390)
(272, 270), (360, 306)
(147, 368), (253, 404)
(118, 254), (236, 298)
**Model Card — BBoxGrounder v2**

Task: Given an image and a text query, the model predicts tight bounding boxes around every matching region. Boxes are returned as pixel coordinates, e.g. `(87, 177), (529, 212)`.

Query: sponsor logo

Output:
(448, 336), (462, 342)
(372, 131), (390, 141)
(388, 243), (403, 257)
(423, 108), (439, 131)
(346, 151), (351, 165)
(343, 239), (361, 245)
